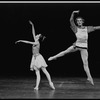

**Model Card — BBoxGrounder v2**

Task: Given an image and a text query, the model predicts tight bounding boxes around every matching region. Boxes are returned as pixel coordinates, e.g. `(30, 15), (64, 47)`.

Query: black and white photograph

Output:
(0, 1), (100, 99)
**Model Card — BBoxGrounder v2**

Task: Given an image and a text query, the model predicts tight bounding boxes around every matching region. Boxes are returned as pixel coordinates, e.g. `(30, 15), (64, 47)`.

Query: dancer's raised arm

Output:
(70, 10), (79, 33)
(15, 40), (34, 45)
(94, 26), (100, 30)
(29, 20), (36, 41)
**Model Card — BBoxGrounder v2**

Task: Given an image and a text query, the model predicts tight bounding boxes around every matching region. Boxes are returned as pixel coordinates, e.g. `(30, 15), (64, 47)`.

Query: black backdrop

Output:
(0, 3), (100, 78)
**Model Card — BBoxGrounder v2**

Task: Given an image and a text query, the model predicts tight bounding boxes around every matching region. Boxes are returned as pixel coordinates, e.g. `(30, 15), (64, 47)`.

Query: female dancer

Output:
(15, 20), (55, 90)
(48, 10), (100, 85)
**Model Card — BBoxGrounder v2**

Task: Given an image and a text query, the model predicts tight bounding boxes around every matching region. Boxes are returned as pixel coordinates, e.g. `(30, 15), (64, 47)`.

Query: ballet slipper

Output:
(49, 82), (55, 90)
(48, 56), (57, 61)
(48, 57), (53, 61)
(34, 87), (39, 90)
(87, 78), (94, 85)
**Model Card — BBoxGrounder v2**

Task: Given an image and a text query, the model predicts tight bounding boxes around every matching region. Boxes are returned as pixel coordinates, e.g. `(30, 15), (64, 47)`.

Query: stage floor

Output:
(0, 77), (100, 99)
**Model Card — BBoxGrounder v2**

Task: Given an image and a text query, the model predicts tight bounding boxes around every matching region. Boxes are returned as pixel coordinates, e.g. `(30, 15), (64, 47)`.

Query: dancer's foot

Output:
(49, 82), (55, 90)
(87, 78), (94, 85)
(34, 87), (39, 90)
(48, 57), (54, 61)
(48, 56), (57, 61)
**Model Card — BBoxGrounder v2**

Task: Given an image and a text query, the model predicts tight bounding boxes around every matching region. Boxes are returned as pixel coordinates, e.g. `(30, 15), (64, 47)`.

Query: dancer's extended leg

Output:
(48, 45), (75, 61)
(80, 49), (94, 85)
(41, 67), (55, 89)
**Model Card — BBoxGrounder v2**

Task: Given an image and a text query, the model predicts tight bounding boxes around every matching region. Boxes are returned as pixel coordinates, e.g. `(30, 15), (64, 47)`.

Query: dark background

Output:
(0, 3), (100, 78)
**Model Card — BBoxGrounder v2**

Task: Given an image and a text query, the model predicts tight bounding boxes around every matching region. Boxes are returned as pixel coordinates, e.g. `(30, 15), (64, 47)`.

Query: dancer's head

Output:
(35, 34), (42, 41)
(76, 17), (84, 27)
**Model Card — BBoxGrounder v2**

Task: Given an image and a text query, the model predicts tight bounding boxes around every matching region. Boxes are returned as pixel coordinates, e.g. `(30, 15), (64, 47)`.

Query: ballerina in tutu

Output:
(15, 20), (55, 90)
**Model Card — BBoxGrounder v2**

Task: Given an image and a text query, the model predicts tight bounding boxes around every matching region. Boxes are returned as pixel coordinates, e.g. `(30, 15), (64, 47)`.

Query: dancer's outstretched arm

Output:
(87, 26), (100, 33)
(94, 26), (100, 30)
(48, 46), (74, 61)
(15, 40), (34, 45)
(29, 20), (36, 41)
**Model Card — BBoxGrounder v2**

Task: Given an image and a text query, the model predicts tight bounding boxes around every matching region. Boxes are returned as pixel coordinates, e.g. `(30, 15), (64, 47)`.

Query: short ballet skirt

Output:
(30, 54), (48, 70)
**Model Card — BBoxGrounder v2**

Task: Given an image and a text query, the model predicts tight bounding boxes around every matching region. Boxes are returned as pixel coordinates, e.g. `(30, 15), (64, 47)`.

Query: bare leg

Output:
(48, 45), (75, 61)
(41, 67), (55, 89)
(30, 56), (35, 71)
(34, 69), (41, 90)
(80, 49), (94, 85)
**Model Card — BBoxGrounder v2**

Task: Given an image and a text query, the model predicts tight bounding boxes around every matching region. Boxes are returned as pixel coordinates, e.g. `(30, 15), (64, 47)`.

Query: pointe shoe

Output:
(48, 57), (53, 61)
(34, 87), (39, 90)
(48, 57), (57, 61)
(87, 78), (94, 85)
(49, 82), (55, 90)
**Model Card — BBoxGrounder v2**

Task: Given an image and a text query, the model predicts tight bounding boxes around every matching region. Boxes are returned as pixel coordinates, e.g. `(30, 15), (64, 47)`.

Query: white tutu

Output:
(30, 54), (48, 70)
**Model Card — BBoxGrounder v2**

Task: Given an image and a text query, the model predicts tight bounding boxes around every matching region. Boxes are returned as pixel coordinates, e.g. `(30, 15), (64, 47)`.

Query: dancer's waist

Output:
(33, 53), (40, 57)
(76, 38), (87, 43)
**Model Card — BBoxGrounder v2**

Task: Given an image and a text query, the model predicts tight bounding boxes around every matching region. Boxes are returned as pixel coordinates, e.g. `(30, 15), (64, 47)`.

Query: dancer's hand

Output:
(29, 20), (33, 25)
(15, 40), (21, 44)
(73, 10), (80, 13)
(15, 40), (22, 44)
(30, 68), (34, 71)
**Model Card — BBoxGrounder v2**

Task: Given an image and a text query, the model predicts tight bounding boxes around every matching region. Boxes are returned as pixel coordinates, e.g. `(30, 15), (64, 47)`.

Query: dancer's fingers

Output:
(30, 68), (34, 71)
(29, 20), (32, 24)
(73, 10), (80, 14)
(15, 40), (20, 44)
(15, 41), (17, 44)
